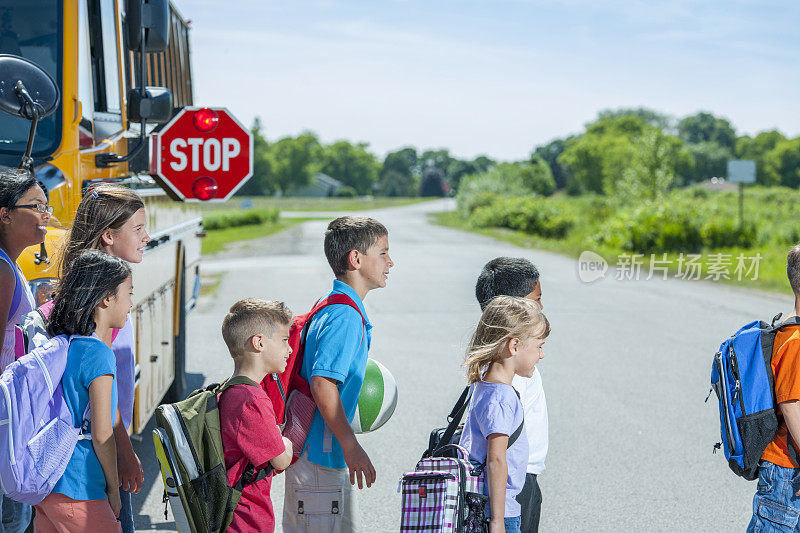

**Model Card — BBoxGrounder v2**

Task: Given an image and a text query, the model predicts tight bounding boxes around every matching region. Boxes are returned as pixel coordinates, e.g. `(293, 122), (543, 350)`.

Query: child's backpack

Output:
(152, 377), (275, 533)
(710, 315), (800, 480)
(14, 301), (118, 360)
(261, 294), (365, 462)
(400, 390), (523, 532)
(423, 386), (471, 460)
(0, 335), (91, 505)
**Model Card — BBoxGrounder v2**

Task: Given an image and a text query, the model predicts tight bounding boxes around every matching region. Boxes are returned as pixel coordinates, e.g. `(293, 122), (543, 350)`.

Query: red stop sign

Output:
(152, 107), (253, 201)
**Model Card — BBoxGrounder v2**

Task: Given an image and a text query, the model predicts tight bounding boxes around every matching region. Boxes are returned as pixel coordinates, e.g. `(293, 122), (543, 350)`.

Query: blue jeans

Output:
(748, 460), (800, 532)
(0, 495), (31, 533)
(505, 516), (521, 533)
(119, 488), (134, 533)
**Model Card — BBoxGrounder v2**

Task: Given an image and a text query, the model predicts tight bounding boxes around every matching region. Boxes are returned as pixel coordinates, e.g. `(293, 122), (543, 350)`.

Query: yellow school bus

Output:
(0, 0), (204, 433)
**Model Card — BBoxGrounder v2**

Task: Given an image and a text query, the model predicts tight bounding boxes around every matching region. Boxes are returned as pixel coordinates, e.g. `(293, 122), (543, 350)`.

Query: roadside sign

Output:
(727, 160), (756, 184)
(152, 107), (253, 202)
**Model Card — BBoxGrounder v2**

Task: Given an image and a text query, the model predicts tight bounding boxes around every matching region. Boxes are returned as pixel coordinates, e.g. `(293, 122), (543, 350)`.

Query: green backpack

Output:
(153, 376), (274, 533)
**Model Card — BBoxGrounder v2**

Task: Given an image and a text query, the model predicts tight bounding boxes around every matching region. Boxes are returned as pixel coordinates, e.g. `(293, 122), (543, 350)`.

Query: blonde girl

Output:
(458, 296), (550, 533)
(52, 184), (149, 533)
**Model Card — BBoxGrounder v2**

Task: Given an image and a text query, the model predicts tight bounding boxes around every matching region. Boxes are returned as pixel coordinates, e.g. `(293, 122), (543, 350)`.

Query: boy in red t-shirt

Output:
(219, 299), (295, 533)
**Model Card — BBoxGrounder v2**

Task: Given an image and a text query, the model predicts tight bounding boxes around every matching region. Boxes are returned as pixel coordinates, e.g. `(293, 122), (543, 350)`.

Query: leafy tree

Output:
(616, 129), (693, 201)
(381, 147), (418, 180)
(678, 112), (736, 150)
(558, 128), (637, 194)
(237, 118), (273, 196)
(764, 138), (800, 188)
(269, 132), (323, 194)
(684, 141), (732, 184)
(445, 155), (495, 191)
(736, 130), (786, 185)
(534, 138), (572, 190)
(419, 149), (453, 175)
(319, 141), (380, 195)
(378, 169), (417, 197)
(597, 107), (672, 130)
(518, 155), (556, 196)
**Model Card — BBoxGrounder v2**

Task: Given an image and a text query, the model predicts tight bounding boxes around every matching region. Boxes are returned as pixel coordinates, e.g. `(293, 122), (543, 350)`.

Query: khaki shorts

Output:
(283, 452), (361, 533)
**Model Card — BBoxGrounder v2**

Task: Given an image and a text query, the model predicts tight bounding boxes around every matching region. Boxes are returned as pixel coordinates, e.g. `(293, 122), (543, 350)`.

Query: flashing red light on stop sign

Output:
(192, 108), (219, 132)
(153, 107), (253, 202)
(192, 176), (218, 201)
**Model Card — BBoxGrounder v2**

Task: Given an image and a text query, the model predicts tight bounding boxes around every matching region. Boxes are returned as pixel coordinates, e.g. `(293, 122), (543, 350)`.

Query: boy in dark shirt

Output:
(219, 299), (295, 533)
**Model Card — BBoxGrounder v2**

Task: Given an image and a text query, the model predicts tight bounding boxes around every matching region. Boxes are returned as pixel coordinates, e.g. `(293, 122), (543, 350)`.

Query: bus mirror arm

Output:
(14, 80), (43, 175)
(96, 22), (172, 169)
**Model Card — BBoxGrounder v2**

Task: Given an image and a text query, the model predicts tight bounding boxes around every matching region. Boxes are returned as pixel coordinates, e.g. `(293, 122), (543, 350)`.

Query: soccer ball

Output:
(351, 359), (398, 434)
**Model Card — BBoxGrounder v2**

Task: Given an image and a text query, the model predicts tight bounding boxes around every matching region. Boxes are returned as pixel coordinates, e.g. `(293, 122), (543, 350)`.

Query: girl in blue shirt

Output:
(58, 184), (149, 533)
(460, 296), (550, 533)
(34, 251), (133, 533)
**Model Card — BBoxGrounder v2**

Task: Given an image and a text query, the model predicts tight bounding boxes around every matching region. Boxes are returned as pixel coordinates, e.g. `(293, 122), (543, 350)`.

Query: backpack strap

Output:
(303, 294), (367, 347)
(0, 247), (22, 323)
(218, 376), (277, 485)
(428, 386), (472, 458)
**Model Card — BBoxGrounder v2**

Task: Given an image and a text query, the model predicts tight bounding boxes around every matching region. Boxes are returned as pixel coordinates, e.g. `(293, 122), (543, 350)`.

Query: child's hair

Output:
(324, 216), (388, 277)
(475, 257), (540, 310)
(0, 168), (38, 210)
(464, 296), (550, 384)
(48, 250), (132, 337)
(787, 244), (800, 295)
(221, 298), (293, 356)
(60, 184), (145, 274)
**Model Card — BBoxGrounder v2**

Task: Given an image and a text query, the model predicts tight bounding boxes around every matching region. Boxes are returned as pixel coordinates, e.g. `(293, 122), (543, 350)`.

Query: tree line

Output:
(237, 110), (800, 198)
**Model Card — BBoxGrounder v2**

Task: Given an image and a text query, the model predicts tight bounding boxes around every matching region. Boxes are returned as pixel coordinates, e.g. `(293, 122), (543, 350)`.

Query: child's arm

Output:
(486, 433), (509, 533)
(311, 376), (376, 488)
(269, 435), (293, 470)
(114, 408), (143, 494)
(89, 375), (122, 518)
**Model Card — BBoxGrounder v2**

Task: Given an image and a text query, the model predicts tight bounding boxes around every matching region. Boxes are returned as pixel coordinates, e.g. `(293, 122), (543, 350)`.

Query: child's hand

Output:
(117, 447), (143, 494)
(106, 488), (122, 518)
(342, 440), (376, 489)
(282, 436), (293, 458)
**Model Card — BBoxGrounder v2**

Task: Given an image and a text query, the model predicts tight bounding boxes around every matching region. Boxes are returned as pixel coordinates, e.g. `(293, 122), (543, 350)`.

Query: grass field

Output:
(197, 196), (431, 214)
(201, 218), (315, 254)
(434, 211), (791, 295)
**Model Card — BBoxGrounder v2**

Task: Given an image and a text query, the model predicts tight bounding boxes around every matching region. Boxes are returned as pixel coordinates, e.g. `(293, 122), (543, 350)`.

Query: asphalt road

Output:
(130, 198), (790, 531)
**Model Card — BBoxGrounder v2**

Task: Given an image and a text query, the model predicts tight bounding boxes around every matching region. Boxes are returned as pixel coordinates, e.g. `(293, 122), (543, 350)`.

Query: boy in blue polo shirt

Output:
(283, 216), (393, 533)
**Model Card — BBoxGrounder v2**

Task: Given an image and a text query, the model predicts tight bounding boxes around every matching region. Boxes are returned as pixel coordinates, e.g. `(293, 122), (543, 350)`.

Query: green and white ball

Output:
(351, 359), (398, 434)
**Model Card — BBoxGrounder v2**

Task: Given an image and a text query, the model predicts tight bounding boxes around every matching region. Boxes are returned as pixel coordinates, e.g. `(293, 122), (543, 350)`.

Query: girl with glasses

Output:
(0, 168), (50, 532)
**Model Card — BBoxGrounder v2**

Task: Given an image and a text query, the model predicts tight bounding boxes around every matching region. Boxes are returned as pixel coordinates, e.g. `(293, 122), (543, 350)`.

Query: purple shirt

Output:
(459, 380), (528, 518)
(112, 314), (135, 429)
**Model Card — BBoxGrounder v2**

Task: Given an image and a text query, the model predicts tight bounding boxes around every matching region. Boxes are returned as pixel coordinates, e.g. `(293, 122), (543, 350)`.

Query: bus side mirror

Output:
(127, 87), (172, 123)
(125, 0), (170, 52)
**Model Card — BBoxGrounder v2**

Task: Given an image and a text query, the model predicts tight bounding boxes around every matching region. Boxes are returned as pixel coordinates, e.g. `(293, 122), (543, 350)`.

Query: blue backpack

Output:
(710, 315), (800, 480)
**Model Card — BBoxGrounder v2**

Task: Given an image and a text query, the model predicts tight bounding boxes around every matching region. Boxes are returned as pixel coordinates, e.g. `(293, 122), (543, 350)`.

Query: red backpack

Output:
(261, 295), (365, 460)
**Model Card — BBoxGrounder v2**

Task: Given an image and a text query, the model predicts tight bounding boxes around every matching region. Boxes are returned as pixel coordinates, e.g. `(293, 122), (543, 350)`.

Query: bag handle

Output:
(428, 386), (472, 458)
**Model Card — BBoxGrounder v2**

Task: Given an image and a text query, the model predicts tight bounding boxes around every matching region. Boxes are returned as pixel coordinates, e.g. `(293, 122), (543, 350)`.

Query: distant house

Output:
(292, 173), (343, 197)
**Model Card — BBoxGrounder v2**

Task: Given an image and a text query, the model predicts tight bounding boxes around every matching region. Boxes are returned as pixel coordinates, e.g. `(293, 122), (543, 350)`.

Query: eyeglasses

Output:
(11, 203), (53, 215)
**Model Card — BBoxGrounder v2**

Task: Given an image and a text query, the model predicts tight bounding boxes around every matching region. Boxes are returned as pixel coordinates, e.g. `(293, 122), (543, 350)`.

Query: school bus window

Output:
(78, 0), (95, 147)
(87, 0), (121, 114)
(0, 0), (62, 157)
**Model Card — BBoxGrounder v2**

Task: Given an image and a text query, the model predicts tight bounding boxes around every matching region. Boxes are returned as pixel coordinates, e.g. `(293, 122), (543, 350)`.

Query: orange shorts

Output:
(34, 492), (122, 533)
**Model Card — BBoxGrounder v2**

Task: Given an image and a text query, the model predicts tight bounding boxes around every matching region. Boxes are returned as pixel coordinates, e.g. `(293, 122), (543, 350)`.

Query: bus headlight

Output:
(29, 278), (58, 307)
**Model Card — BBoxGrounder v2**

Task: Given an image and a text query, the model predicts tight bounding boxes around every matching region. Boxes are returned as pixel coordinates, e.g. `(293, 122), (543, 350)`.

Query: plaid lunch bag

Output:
(399, 388), (524, 532)
(399, 444), (487, 533)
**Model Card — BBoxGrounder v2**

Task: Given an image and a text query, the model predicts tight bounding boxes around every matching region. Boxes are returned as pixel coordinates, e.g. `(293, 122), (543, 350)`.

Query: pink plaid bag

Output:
(398, 444), (488, 532)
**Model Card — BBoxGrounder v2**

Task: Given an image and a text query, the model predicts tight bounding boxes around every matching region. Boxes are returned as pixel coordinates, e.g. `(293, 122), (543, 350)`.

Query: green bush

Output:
(334, 186), (358, 198)
(203, 208), (279, 230)
(470, 196), (575, 239)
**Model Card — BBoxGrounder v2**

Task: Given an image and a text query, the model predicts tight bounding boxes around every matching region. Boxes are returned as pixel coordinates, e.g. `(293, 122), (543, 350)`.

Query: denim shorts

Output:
(747, 460), (800, 532)
(504, 515), (521, 533)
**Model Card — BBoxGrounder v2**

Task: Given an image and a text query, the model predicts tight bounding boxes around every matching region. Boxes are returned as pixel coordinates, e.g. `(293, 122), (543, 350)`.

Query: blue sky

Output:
(184, 0), (800, 160)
